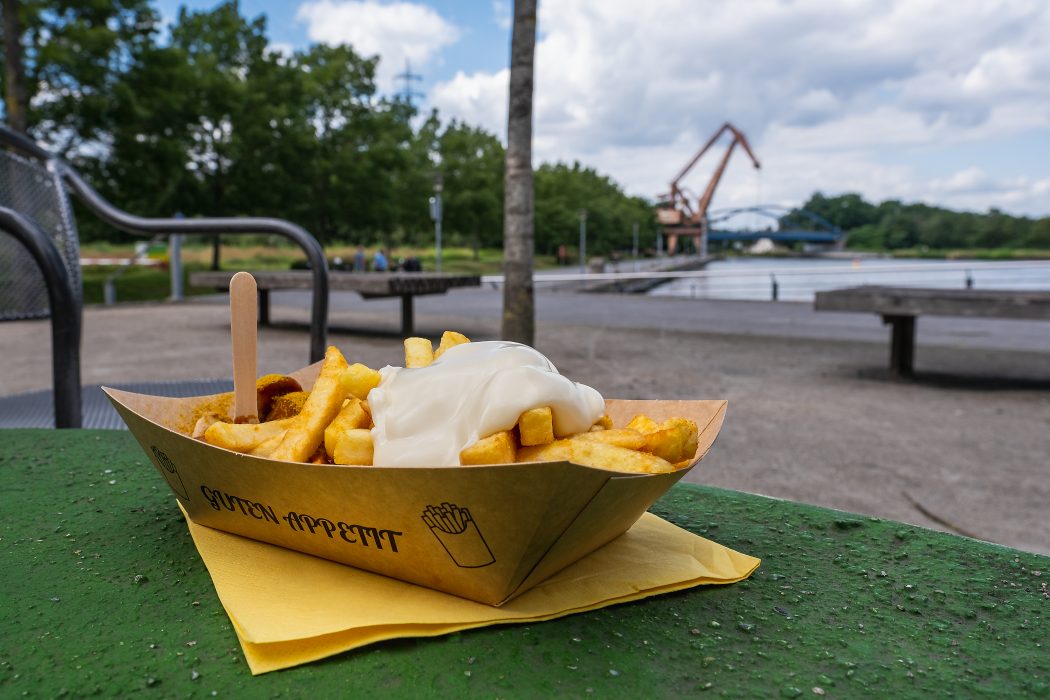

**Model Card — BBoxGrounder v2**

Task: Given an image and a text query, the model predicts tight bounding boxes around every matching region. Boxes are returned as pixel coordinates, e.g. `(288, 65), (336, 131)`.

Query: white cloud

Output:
(492, 0), (511, 30)
(266, 42), (295, 62)
(297, 0), (460, 91)
(429, 69), (508, 134)
(427, 0), (1050, 216)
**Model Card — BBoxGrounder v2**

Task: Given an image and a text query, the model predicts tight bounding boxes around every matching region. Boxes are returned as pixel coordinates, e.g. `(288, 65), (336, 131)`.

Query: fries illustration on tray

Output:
(192, 332), (700, 473)
(422, 503), (496, 568)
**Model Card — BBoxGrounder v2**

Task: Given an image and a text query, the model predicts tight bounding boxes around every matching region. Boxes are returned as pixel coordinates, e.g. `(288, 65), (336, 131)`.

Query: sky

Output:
(155, 0), (1050, 218)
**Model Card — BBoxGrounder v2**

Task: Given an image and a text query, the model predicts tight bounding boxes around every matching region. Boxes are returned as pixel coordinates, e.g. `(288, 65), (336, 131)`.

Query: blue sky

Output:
(153, 1), (1050, 218)
(154, 0), (509, 93)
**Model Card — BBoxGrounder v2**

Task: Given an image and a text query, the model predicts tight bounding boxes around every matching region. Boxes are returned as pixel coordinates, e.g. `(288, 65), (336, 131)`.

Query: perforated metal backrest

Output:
(0, 149), (82, 320)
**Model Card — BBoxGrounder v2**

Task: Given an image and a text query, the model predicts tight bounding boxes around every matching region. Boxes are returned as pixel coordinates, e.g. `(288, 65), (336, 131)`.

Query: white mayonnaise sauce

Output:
(367, 341), (605, 467)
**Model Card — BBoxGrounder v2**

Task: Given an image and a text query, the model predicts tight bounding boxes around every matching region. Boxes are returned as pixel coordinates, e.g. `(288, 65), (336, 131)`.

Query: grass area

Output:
(884, 248), (1050, 260)
(79, 243), (558, 304)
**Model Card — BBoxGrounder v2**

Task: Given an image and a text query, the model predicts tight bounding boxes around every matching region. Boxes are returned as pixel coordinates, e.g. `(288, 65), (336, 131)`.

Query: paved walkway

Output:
(241, 286), (1050, 353)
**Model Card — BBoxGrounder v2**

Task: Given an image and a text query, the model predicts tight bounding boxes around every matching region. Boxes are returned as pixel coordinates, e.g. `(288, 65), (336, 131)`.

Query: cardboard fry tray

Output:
(106, 364), (726, 606)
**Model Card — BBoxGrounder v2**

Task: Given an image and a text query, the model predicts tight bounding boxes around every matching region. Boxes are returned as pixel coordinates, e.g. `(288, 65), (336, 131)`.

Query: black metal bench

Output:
(190, 269), (480, 336)
(0, 126), (329, 428)
(814, 285), (1050, 376)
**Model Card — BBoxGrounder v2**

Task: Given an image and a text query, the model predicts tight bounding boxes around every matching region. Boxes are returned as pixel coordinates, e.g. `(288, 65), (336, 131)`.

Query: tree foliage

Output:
(0, 0), (649, 252)
(2, 0), (158, 151)
(534, 162), (658, 256)
(782, 192), (1049, 251)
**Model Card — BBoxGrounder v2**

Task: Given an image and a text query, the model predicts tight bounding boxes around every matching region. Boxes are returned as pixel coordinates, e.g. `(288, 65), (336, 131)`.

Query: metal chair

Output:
(0, 126), (329, 428)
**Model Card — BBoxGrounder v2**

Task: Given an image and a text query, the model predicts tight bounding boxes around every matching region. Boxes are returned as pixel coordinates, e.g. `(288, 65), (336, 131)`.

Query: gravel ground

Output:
(2, 293), (1047, 554)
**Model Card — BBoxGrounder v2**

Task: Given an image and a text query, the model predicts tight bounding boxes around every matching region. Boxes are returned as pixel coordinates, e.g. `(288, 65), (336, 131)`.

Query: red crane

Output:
(656, 122), (761, 254)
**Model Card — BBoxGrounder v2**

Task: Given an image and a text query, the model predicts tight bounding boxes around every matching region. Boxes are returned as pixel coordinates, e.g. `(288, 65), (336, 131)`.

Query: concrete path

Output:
(242, 286), (1050, 354)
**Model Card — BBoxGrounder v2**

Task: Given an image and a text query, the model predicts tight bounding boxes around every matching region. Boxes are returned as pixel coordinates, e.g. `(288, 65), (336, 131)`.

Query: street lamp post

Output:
(579, 208), (587, 274)
(169, 211), (185, 301)
(632, 222), (639, 272)
(430, 174), (443, 273)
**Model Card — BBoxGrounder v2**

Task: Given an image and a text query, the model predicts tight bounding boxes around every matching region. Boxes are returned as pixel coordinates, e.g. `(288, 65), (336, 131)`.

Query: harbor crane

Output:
(656, 122), (761, 255)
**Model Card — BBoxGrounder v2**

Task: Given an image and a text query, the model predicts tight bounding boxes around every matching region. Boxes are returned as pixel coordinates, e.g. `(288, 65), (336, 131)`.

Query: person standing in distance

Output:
(372, 249), (388, 272)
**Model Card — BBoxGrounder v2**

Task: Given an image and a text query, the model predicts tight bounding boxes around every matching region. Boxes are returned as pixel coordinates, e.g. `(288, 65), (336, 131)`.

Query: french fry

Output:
(343, 363), (381, 401)
(250, 431), (287, 457)
(517, 406), (554, 446)
(331, 428), (374, 466)
(625, 414), (659, 434)
(675, 418), (700, 463)
(516, 439), (573, 463)
(518, 438), (677, 474)
(642, 417), (699, 463)
(566, 440), (676, 474)
(192, 411), (225, 440)
(324, 398), (371, 457)
(573, 428), (646, 450)
(404, 337), (434, 368)
(188, 330), (704, 473)
(255, 374), (303, 418)
(268, 346), (351, 463)
(460, 430), (517, 466)
(265, 391), (310, 421)
(204, 417), (296, 452)
(434, 330), (470, 359)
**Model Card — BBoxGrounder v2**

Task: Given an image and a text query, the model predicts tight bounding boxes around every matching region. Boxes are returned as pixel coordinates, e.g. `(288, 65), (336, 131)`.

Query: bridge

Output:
(706, 205), (844, 245)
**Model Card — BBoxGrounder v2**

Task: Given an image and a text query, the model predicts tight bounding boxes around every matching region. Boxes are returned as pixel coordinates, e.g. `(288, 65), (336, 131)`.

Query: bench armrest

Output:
(59, 164), (328, 363)
(0, 207), (82, 428)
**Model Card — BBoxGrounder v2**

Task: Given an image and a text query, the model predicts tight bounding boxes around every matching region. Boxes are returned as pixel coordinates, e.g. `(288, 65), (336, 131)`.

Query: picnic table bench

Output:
(814, 286), (1050, 376)
(3, 428), (1047, 696)
(191, 269), (480, 336)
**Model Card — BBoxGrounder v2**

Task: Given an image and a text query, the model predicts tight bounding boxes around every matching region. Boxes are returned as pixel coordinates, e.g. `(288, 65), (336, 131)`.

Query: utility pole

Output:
(632, 222), (639, 272)
(429, 173), (443, 272)
(169, 212), (185, 301)
(579, 209), (587, 274)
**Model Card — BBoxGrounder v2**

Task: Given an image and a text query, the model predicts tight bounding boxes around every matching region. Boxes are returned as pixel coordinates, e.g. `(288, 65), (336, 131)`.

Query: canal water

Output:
(647, 257), (1050, 302)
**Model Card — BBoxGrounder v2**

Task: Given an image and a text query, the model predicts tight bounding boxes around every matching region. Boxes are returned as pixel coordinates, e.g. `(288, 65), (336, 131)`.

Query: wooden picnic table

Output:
(3, 428), (1046, 696)
(191, 270), (481, 336)
(815, 286), (1050, 376)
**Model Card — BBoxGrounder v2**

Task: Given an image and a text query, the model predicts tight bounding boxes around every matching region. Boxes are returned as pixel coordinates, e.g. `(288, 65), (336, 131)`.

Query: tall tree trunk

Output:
(501, 0), (537, 345)
(2, 0), (28, 133)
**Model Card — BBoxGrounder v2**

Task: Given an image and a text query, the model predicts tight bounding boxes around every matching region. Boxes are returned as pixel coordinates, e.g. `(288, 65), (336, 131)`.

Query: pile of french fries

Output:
(192, 332), (699, 474)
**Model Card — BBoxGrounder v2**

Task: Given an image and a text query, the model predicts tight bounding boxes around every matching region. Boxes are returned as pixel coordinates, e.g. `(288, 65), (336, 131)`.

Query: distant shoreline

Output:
(718, 248), (1050, 261)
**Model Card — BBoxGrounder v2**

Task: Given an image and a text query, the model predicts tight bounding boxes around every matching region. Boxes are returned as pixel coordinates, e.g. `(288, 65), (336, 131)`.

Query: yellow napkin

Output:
(182, 509), (760, 674)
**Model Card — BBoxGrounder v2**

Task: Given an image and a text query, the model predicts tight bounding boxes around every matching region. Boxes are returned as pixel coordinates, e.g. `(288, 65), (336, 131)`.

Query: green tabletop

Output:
(2, 430), (1047, 697)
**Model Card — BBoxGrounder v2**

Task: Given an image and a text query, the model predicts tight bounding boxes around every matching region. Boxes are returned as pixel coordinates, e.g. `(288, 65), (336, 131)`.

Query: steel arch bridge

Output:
(705, 205), (844, 244)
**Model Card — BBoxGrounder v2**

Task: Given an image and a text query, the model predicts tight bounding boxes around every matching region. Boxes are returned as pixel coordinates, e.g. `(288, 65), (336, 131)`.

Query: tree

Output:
(2, 0), (27, 132)
(438, 120), (504, 254)
(1024, 218), (1050, 248)
(534, 161), (656, 256)
(0, 0), (158, 151)
(501, 0), (537, 345)
(288, 42), (385, 242)
(100, 1), (271, 225)
(782, 192), (878, 231)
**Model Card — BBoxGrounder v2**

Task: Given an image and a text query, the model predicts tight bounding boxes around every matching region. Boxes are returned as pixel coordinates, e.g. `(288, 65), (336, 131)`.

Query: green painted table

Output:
(2, 430), (1047, 697)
